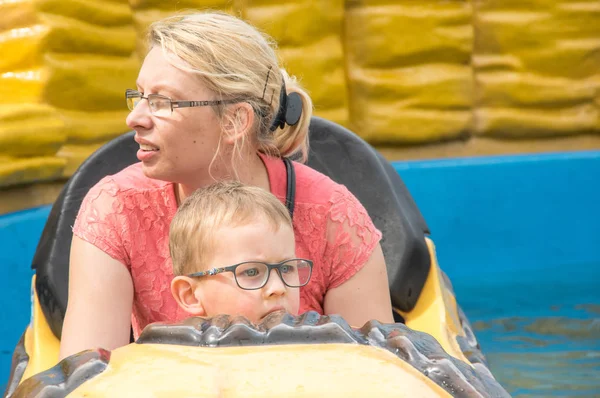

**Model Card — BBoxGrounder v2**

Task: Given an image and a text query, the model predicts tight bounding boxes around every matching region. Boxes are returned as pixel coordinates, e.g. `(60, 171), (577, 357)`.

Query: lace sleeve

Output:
(71, 178), (130, 266)
(322, 185), (382, 290)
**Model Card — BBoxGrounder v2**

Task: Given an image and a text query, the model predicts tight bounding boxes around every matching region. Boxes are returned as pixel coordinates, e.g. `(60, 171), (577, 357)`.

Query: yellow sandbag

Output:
(35, 0), (132, 27)
(474, 104), (597, 138)
(0, 119), (65, 157)
(0, 157), (66, 188)
(0, 0), (38, 31)
(0, 15), (135, 72)
(475, 0), (599, 48)
(516, 42), (600, 83)
(279, 36), (348, 124)
(349, 64), (472, 108)
(0, 103), (57, 123)
(37, 13), (135, 56)
(473, 0), (600, 136)
(476, 72), (597, 108)
(345, 2), (472, 68)
(128, 0), (230, 11)
(0, 70), (44, 104)
(0, 104), (65, 157)
(345, 1), (472, 143)
(0, 24), (48, 71)
(596, 77), (600, 131)
(351, 104), (470, 144)
(57, 143), (106, 177)
(61, 109), (130, 143)
(475, 14), (600, 80)
(245, 0), (343, 47)
(43, 53), (139, 111)
(0, 103), (65, 186)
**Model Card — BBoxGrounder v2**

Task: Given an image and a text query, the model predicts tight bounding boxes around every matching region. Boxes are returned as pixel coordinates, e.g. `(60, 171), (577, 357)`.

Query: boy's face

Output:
(189, 220), (300, 324)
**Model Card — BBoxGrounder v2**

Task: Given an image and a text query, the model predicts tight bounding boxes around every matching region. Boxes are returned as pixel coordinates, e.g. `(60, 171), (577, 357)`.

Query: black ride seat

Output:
(33, 116), (431, 339)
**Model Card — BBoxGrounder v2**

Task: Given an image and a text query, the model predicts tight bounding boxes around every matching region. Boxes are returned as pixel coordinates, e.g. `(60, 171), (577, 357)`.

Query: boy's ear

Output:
(223, 103), (255, 145)
(171, 276), (206, 316)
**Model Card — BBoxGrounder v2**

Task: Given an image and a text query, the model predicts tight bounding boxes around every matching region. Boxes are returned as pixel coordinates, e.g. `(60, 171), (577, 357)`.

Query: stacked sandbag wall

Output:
(344, 0), (474, 144)
(0, 0), (137, 187)
(346, 0), (599, 159)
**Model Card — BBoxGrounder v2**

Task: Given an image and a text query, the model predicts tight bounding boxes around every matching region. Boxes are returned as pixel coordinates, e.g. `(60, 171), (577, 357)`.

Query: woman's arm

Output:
(323, 243), (394, 326)
(59, 236), (134, 360)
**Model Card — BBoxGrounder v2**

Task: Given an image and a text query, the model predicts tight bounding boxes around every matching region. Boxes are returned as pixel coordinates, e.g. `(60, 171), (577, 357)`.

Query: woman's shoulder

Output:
(260, 153), (358, 209)
(80, 163), (176, 216)
(292, 161), (350, 206)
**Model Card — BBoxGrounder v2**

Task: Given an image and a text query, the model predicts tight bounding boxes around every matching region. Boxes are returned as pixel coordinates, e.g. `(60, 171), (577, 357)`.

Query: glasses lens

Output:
(125, 90), (141, 111)
(280, 259), (312, 287)
(147, 94), (172, 117)
(235, 262), (269, 289)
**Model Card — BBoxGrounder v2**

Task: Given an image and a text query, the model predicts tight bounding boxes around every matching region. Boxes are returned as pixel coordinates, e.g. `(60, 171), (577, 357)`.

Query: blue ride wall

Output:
(1, 150), (599, 388)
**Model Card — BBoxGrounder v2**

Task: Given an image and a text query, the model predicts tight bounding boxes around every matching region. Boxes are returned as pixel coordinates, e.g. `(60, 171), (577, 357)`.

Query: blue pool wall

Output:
(1, 150), (599, 387)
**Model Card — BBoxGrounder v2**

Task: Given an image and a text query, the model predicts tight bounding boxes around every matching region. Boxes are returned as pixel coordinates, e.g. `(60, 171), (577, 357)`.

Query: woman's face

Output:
(126, 46), (225, 185)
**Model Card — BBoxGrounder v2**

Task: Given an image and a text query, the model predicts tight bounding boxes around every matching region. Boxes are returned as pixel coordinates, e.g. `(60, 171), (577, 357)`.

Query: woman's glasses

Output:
(187, 259), (313, 290)
(125, 89), (239, 117)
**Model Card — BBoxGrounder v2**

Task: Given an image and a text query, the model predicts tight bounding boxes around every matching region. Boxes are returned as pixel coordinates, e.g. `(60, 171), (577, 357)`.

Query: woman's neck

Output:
(175, 151), (271, 205)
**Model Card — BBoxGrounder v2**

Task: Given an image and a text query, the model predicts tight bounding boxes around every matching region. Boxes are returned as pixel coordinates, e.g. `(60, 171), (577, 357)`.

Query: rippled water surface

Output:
(458, 267), (600, 397)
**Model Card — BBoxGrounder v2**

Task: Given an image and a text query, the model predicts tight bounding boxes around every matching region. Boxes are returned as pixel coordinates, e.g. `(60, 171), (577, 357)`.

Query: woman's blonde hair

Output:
(169, 180), (293, 276)
(148, 11), (313, 163)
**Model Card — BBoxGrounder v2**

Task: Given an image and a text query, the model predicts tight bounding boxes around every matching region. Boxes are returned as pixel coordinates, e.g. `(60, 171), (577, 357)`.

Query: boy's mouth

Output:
(261, 307), (287, 321)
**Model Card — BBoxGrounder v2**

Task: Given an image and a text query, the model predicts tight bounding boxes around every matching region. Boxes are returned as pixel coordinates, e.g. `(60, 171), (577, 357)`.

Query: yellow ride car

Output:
(4, 117), (507, 398)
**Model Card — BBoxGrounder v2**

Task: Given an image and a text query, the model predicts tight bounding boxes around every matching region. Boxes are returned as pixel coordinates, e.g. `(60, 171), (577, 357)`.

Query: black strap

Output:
(283, 157), (296, 219)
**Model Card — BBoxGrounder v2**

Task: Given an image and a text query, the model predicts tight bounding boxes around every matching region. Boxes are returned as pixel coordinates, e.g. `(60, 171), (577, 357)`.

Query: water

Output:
(457, 266), (600, 397)
(394, 151), (600, 397)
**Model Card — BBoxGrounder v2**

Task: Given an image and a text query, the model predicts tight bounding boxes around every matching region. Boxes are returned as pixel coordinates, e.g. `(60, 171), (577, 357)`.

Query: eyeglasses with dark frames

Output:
(125, 89), (240, 117)
(187, 258), (313, 290)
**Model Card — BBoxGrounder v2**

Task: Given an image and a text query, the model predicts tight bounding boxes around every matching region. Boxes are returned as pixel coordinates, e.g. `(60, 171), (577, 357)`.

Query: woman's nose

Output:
(126, 99), (153, 131)
(263, 269), (286, 297)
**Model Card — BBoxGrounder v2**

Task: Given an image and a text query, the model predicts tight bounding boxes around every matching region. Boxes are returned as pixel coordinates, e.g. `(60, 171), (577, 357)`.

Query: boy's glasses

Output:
(188, 259), (313, 290)
(125, 89), (239, 117)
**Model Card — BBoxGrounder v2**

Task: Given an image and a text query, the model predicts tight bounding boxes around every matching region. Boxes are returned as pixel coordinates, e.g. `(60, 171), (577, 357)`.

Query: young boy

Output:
(169, 181), (313, 324)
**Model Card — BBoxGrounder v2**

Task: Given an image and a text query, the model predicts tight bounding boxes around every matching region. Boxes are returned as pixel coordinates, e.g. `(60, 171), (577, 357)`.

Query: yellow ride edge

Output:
(22, 275), (60, 382)
(398, 237), (470, 364)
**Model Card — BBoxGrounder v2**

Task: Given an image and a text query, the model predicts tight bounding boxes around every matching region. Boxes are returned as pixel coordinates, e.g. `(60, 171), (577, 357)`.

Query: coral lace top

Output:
(72, 154), (382, 338)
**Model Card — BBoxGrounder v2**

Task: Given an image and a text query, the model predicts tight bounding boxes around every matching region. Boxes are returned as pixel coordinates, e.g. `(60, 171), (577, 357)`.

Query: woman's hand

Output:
(323, 243), (394, 327)
(59, 236), (134, 360)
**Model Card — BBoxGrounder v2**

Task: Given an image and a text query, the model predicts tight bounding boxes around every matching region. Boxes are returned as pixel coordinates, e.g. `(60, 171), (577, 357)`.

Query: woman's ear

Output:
(171, 276), (206, 316)
(223, 102), (255, 145)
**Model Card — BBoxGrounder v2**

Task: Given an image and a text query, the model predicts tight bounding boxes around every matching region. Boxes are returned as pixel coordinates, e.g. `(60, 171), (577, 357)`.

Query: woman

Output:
(60, 11), (393, 359)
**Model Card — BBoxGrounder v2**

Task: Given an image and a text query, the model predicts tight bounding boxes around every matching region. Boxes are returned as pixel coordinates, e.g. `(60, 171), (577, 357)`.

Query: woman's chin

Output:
(140, 163), (168, 181)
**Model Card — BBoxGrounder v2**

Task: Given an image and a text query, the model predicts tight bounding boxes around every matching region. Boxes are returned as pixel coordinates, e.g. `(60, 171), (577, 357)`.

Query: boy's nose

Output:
(263, 269), (286, 297)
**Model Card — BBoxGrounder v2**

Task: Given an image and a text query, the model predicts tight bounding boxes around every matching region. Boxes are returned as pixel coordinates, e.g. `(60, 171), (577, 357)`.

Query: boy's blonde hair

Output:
(169, 181), (293, 276)
(149, 11), (313, 164)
